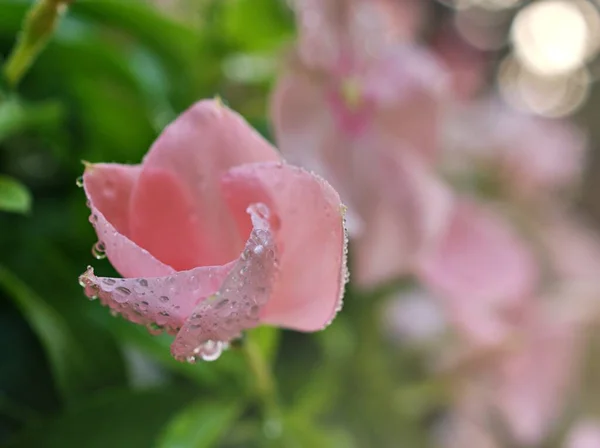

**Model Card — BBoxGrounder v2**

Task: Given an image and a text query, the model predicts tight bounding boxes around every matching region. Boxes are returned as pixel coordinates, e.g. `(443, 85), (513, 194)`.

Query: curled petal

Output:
(221, 162), (348, 332)
(83, 163), (173, 279)
(418, 200), (538, 345)
(171, 204), (279, 361)
(79, 204), (280, 362)
(79, 264), (229, 334)
(132, 100), (280, 267)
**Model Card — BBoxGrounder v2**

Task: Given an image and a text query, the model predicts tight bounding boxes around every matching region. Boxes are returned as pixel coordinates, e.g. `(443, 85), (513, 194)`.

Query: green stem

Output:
(2, 0), (72, 88)
(241, 336), (284, 443)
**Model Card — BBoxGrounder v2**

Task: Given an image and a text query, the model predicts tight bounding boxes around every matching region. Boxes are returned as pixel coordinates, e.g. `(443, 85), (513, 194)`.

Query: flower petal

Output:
(221, 162), (348, 332)
(418, 200), (538, 345)
(366, 45), (448, 164)
(171, 203), (279, 361)
(353, 148), (452, 287)
(78, 204), (280, 362)
(83, 163), (173, 279)
(130, 100), (280, 268)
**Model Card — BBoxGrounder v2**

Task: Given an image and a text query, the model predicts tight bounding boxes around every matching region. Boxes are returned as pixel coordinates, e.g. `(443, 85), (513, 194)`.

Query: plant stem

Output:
(241, 335), (284, 443)
(3, 0), (72, 88)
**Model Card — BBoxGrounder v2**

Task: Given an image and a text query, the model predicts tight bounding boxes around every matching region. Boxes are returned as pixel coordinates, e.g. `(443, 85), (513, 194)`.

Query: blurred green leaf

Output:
(157, 399), (242, 448)
(283, 414), (357, 448)
(0, 265), (126, 406)
(8, 387), (193, 448)
(0, 176), (31, 214)
(220, 0), (293, 52)
(0, 97), (64, 142)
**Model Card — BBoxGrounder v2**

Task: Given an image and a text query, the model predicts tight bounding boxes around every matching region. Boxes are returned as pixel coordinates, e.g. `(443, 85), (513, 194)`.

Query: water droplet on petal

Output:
(195, 340), (224, 362)
(159, 295), (169, 303)
(92, 241), (106, 259)
(138, 279), (148, 287)
(102, 278), (116, 285)
(113, 286), (131, 303)
(75, 176), (84, 187)
(186, 355), (197, 364)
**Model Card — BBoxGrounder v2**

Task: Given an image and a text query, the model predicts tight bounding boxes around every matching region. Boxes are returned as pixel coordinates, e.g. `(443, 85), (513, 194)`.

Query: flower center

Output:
(340, 77), (363, 111)
(327, 76), (374, 137)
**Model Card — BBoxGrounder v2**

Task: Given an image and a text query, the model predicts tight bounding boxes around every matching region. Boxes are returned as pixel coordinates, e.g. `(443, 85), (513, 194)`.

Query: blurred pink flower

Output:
(78, 100), (348, 362)
(492, 304), (584, 445)
(418, 199), (539, 346)
(444, 96), (587, 202)
(439, 212), (600, 446)
(566, 420), (600, 448)
(272, 0), (449, 286)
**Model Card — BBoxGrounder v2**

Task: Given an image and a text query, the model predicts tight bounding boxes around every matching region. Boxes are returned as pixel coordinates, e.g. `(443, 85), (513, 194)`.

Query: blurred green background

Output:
(0, 1), (434, 447)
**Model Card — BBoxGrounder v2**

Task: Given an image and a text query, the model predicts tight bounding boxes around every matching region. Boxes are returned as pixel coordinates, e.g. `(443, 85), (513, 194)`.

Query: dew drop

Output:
(75, 176), (84, 187)
(138, 300), (149, 312)
(159, 295), (169, 303)
(248, 305), (260, 318)
(115, 286), (131, 296)
(186, 355), (197, 364)
(138, 279), (148, 287)
(102, 278), (116, 285)
(197, 340), (223, 362)
(92, 241), (107, 259)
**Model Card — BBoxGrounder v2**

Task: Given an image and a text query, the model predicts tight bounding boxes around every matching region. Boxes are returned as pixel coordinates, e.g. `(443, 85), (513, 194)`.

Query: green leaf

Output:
(8, 387), (193, 448)
(0, 265), (126, 405)
(220, 0), (294, 52)
(0, 97), (64, 142)
(0, 176), (31, 214)
(157, 399), (242, 448)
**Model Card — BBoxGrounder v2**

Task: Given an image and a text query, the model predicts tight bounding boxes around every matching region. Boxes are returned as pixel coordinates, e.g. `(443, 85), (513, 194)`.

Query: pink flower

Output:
(492, 304), (584, 445)
(417, 199), (539, 346)
(271, 0), (449, 286)
(78, 100), (348, 362)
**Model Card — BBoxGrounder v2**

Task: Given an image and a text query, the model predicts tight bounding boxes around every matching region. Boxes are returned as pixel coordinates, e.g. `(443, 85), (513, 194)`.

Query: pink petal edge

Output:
(221, 161), (349, 332)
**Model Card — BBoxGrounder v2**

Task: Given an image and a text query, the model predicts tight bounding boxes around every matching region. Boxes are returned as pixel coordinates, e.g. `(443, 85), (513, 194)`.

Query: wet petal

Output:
(131, 100), (280, 268)
(171, 204), (279, 361)
(83, 163), (173, 279)
(418, 200), (538, 344)
(221, 162), (348, 332)
(78, 204), (280, 362)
